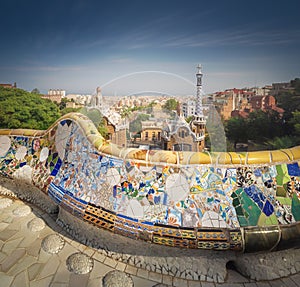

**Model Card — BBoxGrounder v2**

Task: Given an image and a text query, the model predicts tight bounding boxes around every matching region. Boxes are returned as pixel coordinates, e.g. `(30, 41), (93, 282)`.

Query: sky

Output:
(0, 0), (300, 96)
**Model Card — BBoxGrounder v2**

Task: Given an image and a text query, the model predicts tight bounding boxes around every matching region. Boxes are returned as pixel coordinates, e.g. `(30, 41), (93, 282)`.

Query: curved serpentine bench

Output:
(0, 112), (299, 253)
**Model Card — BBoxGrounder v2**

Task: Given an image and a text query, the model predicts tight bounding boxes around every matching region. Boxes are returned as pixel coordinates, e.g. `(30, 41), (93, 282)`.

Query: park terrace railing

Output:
(0, 112), (299, 252)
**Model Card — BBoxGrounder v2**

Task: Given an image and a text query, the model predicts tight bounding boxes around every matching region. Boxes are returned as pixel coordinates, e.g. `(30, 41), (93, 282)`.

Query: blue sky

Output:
(1, 0), (299, 95)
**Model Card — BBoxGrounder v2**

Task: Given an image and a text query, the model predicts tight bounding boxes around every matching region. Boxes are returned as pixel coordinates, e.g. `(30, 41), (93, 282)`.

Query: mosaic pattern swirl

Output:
(0, 113), (300, 252)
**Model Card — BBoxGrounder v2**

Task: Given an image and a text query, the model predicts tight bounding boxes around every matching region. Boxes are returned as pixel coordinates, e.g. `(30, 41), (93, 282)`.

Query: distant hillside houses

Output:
(41, 89), (66, 104)
(0, 83), (17, 89)
(182, 83), (290, 120)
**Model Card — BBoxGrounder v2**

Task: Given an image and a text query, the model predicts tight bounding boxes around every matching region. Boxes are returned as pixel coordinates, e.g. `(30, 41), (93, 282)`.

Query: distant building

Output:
(231, 95), (284, 118)
(42, 89), (66, 103)
(271, 82), (293, 95)
(0, 82), (16, 88)
(161, 116), (203, 151)
(182, 99), (196, 118)
(138, 121), (163, 149)
(102, 115), (127, 147)
(212, 88), (253, 120)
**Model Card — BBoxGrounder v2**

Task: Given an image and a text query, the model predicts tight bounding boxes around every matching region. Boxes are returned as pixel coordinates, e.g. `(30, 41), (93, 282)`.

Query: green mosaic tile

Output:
(232, 188), (261, 226)
(235, 206), (244, 216)
(239, 190), (261, 226)
(276, 186), (286, 197)
(257, 212), (278, 226)
(276, 164), (290, 185)
(232, 198), (239, 206)
(237, 216), (248, 226)
(277, 197), (292, 205)
(292, 193), (300, 221)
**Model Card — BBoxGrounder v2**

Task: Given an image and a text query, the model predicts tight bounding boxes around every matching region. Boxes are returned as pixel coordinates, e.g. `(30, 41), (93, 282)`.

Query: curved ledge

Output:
(0, 112), (300, 252)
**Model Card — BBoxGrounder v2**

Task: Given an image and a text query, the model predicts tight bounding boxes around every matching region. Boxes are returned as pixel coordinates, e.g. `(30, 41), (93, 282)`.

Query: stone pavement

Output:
(0, 195), (299, 287)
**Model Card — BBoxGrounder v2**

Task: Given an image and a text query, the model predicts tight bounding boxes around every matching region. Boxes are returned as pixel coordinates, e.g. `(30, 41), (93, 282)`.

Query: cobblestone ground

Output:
(0, 195), (299, 287)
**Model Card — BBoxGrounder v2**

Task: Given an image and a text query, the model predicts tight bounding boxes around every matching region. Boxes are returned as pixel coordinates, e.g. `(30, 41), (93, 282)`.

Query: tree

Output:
(60, 107), (81, 115)
(265, 136), (296, 150)
(163, 99), (178, 112)
(291, 78), (300, 93)
(98, 122), (109, 139)
(225, 117), (248, 149)
(31, 88), (40, 94)
(80, 107), (103, 127)
(129, 114), (150, 133)
(0, 87), (61, 130)
(59, 97), (69, 110)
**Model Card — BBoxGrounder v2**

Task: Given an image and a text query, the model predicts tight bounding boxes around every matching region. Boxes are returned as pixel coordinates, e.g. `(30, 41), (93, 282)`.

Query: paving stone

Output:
(281, 277), (299, 287)
(0, 248), (26, 272)
(0, 272), (14, 287)
(148, 271), (163, 283)
(104, 257), (118, 268)
(93, 251), (106, 263)
(30, 275), (53, 287)
(162, 274), (173, 286)
(173, 277), (188, 287)
(243, 283), (258, 287)
(8, 255), (37, 276)
(28, 263), (45, 281)
(56, 241), (78, 261)
(52, 261), (71, 283)
(37, 248), (52, 263)
(26, 238), (42, 257)
(201, 283), (215, 287)
(2, 236), (24, 255)
(0, 251), (7, 263)
(131, 276), (155, 287)
(137, 268), (149, 279)
(0, 222), (9, 231)
(188, 281), (201, 287)
(255, 282), (272, 287)
(291, 273), (300, 287)
(11, 270), (29, 287)
(69, 273), (90, 287)
(19, 230), (42, 247)
(267, 279), (289, 287)
(115, 261), (127, 272)
(51, 283), (69, 287)
(36, 254), (60, 279)
(0, 228), (19, 241)
(88, 278), (104, 287)
(89, 260), (113, 279)
(82, 247), (96, 258)
(215, 283), (244, 287)
(2, 216), (13, 224)
(125, 264), (138, 276)
(226, 269), (249, 283)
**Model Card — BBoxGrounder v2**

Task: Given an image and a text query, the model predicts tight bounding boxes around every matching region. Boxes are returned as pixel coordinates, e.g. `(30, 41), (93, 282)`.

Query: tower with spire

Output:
(190, 64), (206, 151)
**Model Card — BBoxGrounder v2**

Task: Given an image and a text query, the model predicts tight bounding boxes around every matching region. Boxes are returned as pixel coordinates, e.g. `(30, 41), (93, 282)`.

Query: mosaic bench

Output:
(0, 112), (299, 253)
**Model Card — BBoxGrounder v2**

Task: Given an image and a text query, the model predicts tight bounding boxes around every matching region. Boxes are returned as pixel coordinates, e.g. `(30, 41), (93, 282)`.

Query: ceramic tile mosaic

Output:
(0, 113), (300, 251)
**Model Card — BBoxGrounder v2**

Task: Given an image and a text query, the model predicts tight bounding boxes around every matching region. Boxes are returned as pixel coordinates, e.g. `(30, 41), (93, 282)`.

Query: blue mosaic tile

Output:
(287, 163), (300, 176)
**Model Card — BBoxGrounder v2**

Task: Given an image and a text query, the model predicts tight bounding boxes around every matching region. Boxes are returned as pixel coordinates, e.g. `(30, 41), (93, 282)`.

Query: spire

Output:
(190, 64), (206, 149)
(196, 64), (203, 116)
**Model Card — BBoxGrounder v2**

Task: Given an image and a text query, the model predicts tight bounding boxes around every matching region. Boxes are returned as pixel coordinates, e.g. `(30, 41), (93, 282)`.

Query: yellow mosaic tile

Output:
(246, 151), (271, 164)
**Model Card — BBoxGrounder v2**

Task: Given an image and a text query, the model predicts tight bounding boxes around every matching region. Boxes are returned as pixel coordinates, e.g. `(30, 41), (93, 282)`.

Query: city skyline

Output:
(1, 0), (300, 95)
